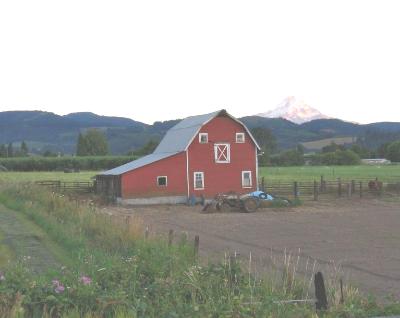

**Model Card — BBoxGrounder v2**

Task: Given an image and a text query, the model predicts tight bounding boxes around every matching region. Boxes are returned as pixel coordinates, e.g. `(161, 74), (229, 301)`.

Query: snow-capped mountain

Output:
(257, 96), (330, 124)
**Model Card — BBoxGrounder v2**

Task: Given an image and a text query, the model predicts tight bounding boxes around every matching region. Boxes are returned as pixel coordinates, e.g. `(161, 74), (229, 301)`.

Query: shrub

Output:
(310, 150), (361, 166)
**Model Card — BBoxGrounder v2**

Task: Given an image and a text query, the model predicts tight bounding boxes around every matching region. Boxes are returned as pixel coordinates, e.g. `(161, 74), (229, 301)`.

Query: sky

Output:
(0, 0), (399, 124)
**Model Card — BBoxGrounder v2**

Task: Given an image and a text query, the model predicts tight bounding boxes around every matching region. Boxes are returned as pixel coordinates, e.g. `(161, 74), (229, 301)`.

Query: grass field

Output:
(1, 165), (399, 184)
(0, 171), (97, 182)
(261, 165), (400, 182)
(301, 136), (355, 150)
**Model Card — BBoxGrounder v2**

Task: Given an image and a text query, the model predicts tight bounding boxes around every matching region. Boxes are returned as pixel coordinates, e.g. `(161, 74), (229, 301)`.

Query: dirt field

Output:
(106, 198), (400, 300)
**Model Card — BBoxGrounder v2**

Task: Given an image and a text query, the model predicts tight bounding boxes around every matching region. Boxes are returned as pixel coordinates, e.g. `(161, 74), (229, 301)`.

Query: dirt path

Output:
(0, 204), (60, 273)
(106, 198), (400, 300)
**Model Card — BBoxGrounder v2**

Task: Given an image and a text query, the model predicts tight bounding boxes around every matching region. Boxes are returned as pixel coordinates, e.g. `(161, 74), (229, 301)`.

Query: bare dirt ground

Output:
(105, 197), (400, 300)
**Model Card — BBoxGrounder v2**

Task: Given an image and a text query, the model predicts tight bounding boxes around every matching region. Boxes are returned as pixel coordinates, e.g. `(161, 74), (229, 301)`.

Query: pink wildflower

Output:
(54, 284), (65, 294)
(52, 279), (65, 293)
(80, 275), (92, 285)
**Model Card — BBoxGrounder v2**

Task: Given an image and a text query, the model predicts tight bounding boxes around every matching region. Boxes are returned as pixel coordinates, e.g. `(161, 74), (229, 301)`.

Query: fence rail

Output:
(35, 180), (94, 193)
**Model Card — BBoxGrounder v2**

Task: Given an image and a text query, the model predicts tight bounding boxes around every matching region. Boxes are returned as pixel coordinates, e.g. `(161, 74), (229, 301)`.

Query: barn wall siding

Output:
(121, 152), (187, 198)
(188, 116), (257, 197)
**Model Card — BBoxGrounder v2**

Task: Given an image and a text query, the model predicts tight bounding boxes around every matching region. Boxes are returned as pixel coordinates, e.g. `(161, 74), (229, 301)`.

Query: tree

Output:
(43, 150), (58, 157)
(296, 144), (305, 155)
(127, 140), (159, 156)
(270, 148), (305, 166)
(311, 149), (360, 165)
(20, 141), (29, 156)
(336, 150), (360, 165)
(250, 127), (277, 166)
(386, 140), (400, 162)
(0, 144), (6, 157)
(350, 144), (370, 159)
(7, 143), (13, 158)
(322, 142), (344, 153)
(76, 129), (108, 156)
(76, 133), (86, 156)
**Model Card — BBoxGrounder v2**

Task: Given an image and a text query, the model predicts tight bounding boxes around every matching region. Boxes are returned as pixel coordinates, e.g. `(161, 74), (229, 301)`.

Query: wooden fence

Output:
(35, 180), (94, 193)
(35, 175), (400, 201)
(260, 175), (400, 201)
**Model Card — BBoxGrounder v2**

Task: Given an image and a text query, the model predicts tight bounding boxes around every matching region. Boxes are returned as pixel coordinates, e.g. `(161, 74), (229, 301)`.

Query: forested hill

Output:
(1, 110), (400, 154)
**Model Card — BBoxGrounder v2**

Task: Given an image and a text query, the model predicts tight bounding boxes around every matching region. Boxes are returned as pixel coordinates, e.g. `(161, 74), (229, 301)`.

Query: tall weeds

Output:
(0, 182), (399, 317)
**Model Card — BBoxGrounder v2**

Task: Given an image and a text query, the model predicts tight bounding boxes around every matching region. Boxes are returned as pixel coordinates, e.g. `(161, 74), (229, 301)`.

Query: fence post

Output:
(313, 180), (319, 201)
(314, 271), (328, 312)
(293, 181), (299, 200)
(359, 181), (363, 198)
(351, 180), (355, 194)
(261, 177), (265, 192)
(338, 178), (342, 197)
(320, 175), (324, 193)
(194, 235), (200, 259)
(340, 278), (344, 304)
(347, 183), (352, 198)
(125, 215), (131, 232)
(168, 229), (174, 246)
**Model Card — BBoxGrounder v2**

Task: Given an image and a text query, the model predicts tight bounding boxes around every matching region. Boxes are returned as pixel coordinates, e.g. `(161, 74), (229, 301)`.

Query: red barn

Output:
(96, 110), (260, 204)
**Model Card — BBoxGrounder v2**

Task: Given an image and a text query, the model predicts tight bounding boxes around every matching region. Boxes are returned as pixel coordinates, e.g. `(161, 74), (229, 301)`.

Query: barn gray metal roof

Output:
(98, 152), (180, 176)
(98, 109), (260, 176)
(153, 110), (221, 153)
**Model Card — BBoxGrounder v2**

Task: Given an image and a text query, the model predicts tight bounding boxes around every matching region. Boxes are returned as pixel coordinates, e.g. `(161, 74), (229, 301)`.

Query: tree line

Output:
(2, 127), (400, 168)
(250, 127), (400, 166)
(0, 141), (29, 158)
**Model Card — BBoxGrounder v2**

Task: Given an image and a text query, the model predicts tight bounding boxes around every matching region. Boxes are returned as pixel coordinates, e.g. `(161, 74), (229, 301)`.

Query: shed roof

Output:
(98, 152), (179, 176)
(98, 109), (260, 176)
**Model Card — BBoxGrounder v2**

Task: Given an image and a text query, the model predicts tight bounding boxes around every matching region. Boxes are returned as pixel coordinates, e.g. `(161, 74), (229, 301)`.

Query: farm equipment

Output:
(202, 191), (292, 213)
(214, 192), (260, 213)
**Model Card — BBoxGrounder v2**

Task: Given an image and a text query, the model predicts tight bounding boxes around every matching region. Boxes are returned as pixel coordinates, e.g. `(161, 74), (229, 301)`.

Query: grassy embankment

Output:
(1, 183), (400, 317)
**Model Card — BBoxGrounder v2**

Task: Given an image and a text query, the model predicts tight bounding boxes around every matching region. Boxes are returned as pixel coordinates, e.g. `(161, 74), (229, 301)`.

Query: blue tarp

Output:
(249, 191), (274, 201)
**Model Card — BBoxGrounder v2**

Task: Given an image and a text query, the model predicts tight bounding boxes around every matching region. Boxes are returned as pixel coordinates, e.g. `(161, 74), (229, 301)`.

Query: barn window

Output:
(236, 133), (245, 143)
(214, 143), (230, 163)
(199, 133), (208, 143)
(242, 171), (252, 188)
(157, 176), (167, 186)
(194, 172), (204, 190)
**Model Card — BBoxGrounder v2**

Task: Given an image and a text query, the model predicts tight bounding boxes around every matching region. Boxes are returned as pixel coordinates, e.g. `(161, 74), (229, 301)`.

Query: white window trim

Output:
(157, 176), (168, 187)
(214, 143), (230, 163)
(199, 133), (208, 143)
(236, 132), (245, 143)
(242, 171), (252, 188)
(193, 171), (204, 190)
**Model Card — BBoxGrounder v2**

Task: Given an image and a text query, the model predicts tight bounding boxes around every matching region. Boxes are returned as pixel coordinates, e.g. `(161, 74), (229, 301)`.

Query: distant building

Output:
(361, 158), (391, 165)
(96, 110), (260, 204)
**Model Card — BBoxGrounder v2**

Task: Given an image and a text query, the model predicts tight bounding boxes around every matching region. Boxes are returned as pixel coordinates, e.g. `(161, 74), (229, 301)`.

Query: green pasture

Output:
(1, 165), (400, 184)
(260, 165), (400, 182)
(0, 171), (97, 182)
